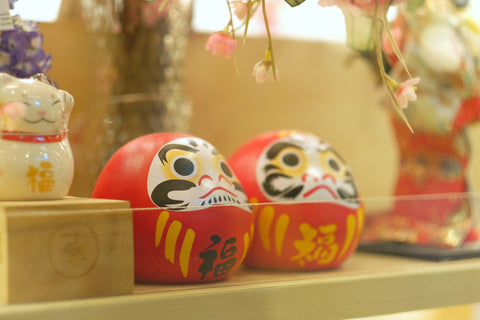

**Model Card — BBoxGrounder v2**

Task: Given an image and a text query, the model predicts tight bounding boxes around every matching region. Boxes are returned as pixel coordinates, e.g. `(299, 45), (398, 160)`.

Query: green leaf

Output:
(406, 0), (425, 11)
(284, 0), (307, 7)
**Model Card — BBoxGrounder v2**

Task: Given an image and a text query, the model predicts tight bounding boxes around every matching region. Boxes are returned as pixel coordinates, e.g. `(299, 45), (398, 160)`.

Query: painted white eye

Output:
(328, 157), (341, 172)
(324, 152), (345, 176)
(279, 149), (303, 170)
(170, 155), (198, 179)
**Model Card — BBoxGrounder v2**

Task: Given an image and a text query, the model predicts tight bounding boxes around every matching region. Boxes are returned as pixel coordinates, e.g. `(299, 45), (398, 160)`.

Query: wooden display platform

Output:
(1, 252), (480, 319)
(0, 197), (134, 304)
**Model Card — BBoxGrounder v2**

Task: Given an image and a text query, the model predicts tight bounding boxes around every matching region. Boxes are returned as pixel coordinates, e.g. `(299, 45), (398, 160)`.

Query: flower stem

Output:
(226, 0), (236, 40)
(261, 0), (278, 82)
(226, 0), (241, 77)
(382, 0), (412, 79)
(373, 0), (413, 132)
(243, 1), (261, 44)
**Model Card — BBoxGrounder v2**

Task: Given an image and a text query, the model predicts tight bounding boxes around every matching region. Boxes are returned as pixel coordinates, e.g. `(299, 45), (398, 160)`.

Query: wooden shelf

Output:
(1, 252), (480, 319)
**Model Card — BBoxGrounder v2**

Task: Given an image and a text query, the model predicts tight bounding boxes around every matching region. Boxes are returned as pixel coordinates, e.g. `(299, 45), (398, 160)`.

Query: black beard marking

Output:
(339, 173), (358, 199)
(263, 173), (303, 200)
(337, 173), (359, 202)
(338, 187), (360, 204)
(233, 181), (246, 197)
(150, 179), (196, 210)
(283, 185), (303, 199)
(338, 187), (354, 200)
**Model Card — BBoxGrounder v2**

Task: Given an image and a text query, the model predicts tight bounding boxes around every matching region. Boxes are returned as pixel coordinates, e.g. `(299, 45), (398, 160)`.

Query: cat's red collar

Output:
(1, 131), (67, 143)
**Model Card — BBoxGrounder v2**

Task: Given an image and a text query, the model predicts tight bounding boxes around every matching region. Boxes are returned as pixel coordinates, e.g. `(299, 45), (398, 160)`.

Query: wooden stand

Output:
(0, 197), (134, 304)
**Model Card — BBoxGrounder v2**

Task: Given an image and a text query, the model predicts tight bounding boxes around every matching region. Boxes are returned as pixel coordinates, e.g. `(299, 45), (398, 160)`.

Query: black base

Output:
(358, 241), (480, 261)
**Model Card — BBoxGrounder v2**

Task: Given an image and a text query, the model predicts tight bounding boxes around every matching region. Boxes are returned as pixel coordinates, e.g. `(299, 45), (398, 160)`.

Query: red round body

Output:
(246, 202), (363, 270)
(228, 130), (364, 270)
(93, 133), (253, 283)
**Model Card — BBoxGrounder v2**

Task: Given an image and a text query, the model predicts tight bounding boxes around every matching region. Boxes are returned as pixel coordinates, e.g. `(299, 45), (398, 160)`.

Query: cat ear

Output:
(60, 90), (74, 111)
(0, 72), (16, 86)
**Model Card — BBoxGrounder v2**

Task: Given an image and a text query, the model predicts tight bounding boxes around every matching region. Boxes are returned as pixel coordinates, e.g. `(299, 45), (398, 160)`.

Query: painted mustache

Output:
(150, 179), (196, 209)
(263, 171), (359, 202)
(263, 173), (304, 199)
(150, 180), (248, 210)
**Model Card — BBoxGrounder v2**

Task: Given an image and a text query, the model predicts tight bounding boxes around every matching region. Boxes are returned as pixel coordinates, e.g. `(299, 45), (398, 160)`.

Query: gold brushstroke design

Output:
(338, 214), (356, 259)
(165, 220), (182, 263)
(354, 207), (365, 245)
(241, 232), (250, 263)
(274, 214), (290, 256)
(179, 228), (195, 278)
(155, 211), (170, 247)
(258, 206), (274, 251)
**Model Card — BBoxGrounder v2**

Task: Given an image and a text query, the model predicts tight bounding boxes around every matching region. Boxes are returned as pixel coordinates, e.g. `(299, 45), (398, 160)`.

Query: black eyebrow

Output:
(188, 139), (198, 147)
(266, 142), (302, 160)
(318, 146), (346, 163)
(157, 144), (199, 165)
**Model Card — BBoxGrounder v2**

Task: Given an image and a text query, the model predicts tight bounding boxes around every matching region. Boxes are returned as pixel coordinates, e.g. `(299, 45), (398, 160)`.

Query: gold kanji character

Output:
(26, 166), (39, 192)
(290, 223), (339, 266)
(38, 161), (55, 192)
(25, 161), (55, 193)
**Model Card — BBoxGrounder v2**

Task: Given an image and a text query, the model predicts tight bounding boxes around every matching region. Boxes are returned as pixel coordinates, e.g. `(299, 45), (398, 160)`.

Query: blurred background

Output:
(33, 0), (480, 200)
(14, 0), (480, 318)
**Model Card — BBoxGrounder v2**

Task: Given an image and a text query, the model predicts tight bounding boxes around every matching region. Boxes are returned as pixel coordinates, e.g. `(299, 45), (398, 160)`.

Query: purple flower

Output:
(0, 16), (52, 78)
(8, 0), (18, 9)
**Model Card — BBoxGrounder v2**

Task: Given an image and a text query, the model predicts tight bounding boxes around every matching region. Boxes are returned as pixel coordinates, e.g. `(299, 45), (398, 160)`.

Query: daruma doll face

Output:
(228, 130), (364, 270)
(93, 133), (253, 283)
(254, 132), (359, 204)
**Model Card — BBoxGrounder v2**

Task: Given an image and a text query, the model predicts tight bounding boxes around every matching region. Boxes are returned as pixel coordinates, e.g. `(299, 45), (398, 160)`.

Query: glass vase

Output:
(343, 12), (379, 52)
(78, 0), (193, 196)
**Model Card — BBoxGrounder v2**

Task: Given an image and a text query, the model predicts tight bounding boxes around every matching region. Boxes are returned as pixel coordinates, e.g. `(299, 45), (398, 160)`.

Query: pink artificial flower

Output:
(0, 101), (26, 131)
(252, 60), (279, 83)
(205, 32), (238, 58)
(396, 77), (420, 109)
(141, 0), (175, 27)
(1, 101), (25, 120)
(231, 1), (249, 21)
(318, 0), (409, 15)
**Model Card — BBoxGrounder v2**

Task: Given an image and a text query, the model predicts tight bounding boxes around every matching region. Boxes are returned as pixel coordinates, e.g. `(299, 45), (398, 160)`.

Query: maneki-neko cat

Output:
(93, 133), (253, 283)
(228, 130), (364, 270)
(0, 73), (74, 200)
(364, 0), (480, 248)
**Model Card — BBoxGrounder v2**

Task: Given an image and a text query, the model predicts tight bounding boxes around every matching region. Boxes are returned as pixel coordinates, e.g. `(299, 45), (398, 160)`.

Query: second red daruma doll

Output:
(93, 133), (253, 283)
(228, 130), (364, 270)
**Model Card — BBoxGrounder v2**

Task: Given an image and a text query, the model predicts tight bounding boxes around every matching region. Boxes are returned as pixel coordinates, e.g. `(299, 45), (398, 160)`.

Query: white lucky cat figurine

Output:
(0, 73), (74, 200)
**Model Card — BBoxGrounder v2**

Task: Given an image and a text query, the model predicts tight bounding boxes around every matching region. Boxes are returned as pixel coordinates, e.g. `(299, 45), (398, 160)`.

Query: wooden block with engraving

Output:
(0, 197), (134, 303)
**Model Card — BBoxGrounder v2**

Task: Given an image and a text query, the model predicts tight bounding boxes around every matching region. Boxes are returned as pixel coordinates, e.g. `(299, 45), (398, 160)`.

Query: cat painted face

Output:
(0, 73), (73, 134)
(0, 73), (74, 201)
(147, 137), (249, 211)
(256, 133), (359, 206)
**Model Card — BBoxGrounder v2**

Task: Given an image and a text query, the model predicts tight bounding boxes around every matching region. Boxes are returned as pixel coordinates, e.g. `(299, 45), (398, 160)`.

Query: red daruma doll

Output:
(228, 130), (364, 270)
(93, 133), (253, 283)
